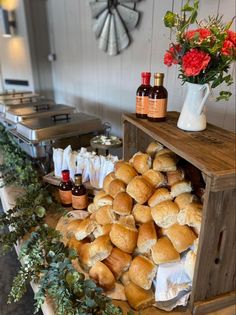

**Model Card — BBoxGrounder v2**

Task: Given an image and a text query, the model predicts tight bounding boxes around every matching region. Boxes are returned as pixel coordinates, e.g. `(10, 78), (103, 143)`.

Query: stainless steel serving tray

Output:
(0, 92), (39, 101)
(16, 112), (104, 142)
(0, 95), (43, 113)
(5, 103), (74, 123)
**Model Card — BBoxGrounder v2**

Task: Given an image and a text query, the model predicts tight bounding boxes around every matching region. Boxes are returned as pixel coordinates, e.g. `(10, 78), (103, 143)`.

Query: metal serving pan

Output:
(0, 92), (39, 101)
(16, 112), (104, 142)
(0, 95), (43, 113)
(5, 104), (74, 124)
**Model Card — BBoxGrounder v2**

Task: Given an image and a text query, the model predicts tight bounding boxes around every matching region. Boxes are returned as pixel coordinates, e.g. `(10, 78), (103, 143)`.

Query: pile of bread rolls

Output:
(60, 142), (203, 311)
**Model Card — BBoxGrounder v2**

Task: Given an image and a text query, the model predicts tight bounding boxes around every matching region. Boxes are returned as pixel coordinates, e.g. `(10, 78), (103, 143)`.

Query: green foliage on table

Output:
(9, 224), (123, 315)
(0, 123), (38, 187)
(0, 124), (125, 314)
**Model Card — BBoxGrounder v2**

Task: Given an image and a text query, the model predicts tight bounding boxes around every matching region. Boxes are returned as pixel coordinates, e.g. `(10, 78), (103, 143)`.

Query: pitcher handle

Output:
(197, 83), (210, 115)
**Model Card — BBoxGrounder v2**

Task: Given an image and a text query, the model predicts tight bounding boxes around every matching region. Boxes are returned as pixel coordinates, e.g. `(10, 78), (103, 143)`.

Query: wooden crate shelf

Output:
(122, 112), (236, 314)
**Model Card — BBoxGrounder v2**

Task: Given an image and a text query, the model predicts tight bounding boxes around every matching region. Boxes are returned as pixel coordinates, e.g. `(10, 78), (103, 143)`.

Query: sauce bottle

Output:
(148, 73), (168, 122)
(59, 170), (72, 207)
(72, 173), (88, 210)
(136, 72), (152, 118)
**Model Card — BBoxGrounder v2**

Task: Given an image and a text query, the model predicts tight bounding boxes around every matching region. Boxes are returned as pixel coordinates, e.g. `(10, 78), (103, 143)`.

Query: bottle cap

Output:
(74, 173), (82, 185)
(141, 72), (151, 78)
(154, 73), (164, 78)
(62, 169), (70, 181)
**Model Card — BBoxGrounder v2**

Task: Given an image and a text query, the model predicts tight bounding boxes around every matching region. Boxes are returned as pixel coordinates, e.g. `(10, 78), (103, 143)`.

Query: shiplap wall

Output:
(47, 0), (235, 136)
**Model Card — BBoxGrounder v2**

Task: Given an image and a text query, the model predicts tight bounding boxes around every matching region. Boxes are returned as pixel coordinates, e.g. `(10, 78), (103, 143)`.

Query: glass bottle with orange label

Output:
(72, 173), (88, 210)
(148, 73), (168, 122)
(59, 170), (72, 207)
(136, 72), (152, 118)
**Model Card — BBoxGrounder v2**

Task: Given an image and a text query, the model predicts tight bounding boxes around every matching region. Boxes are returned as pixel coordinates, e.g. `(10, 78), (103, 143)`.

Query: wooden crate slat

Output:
(122, 113), (236, 190)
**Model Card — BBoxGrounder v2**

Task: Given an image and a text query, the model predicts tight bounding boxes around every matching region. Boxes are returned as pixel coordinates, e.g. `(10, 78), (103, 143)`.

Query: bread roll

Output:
(113, 191), (133, 215)
(137, 221), (157, 254)
(151, 200), (179, 228)
(87, 203), (97, 213)
(115, 163), (137, 185)
(114, 160), (130, 173)
(170, 180), (192, 198)
(74, 218), (97, 240)
(174, 192), (198, 210)
(95, 205), (116, 225)
(67, 236), (87, 254)
(109, 179), (126, 198)
(79, 234), (113, 268)
(129, 151), (142, 164)
(148, 188), (172, 207)
(89, 261), (115, 290)
(165, 223), (197, 253)
(118, 215), (136, 228)
(93, 223), (112, 238)
(177, 202), (202, 234)
(109, 223), (138, 253)
(94, 190), (113, 209)
(103, 172), (116, 194)
(128, 256), (157, 290)
(184, 250), (196, 280)
(143, 169), (166, 188)
(120, 271), (130, 286)
(132, 204), (152, 224)
(151, 236), (180, 264)
(133, 153), (152, 174)
(66, 219), (82, 238)
(126, 176), (153, 204)
(146, 142), (163, 158)
(167, 168), (185, 186)
(153, 154), (177, 172)
(155, 148), (175, 157)
(124, 282), (155, 310)
(103, 247), (132, 279)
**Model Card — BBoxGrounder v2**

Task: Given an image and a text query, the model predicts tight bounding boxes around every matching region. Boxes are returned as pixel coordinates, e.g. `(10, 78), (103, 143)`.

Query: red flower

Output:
(164, 44), (181, 67)
(226, 30), (236, 46)
(221, 40), (235, 56)
(182, 49), (211, 76)
(185, 28), (211, 41)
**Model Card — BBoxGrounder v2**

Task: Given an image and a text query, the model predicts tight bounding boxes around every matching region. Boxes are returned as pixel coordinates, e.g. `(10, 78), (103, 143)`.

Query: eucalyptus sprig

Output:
(9, 224), (123, 315)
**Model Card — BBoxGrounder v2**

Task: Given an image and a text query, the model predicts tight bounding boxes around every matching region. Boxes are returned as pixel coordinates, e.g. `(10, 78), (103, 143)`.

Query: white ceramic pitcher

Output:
(177, 82), (210, 131)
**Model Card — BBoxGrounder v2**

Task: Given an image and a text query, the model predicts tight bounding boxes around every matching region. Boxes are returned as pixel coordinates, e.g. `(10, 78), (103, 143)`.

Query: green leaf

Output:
(164, 11), (177, 28)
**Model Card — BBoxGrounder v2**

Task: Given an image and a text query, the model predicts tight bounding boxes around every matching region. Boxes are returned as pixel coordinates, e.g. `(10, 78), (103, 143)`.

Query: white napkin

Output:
(153, 252), (192, 311)
(53, 148), (64, 177)
(68, 151), (78, 180)
(89, 155), (101, 188)
(62, 145), (72, 171)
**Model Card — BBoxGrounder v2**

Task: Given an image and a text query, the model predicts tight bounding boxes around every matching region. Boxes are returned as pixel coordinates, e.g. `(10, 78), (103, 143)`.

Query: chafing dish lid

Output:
(0, 93), (40, 102)
(5, 104), (73, 123)
(16, 112), (103, 142)
(0, 96), (45, 114)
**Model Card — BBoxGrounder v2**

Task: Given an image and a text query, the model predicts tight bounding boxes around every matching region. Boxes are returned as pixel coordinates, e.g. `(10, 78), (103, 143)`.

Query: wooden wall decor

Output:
(90, 0), (140, 56)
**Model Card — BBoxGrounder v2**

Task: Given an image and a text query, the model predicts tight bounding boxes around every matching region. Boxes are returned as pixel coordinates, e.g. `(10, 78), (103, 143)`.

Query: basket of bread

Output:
(56, 142), (204, 311)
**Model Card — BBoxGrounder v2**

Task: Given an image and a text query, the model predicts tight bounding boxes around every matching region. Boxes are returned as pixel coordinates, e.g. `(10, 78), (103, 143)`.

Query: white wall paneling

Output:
(47, 0), (236, 135)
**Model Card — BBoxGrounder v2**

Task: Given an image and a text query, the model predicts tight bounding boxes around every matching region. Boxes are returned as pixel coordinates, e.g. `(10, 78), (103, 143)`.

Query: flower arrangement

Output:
(163, 0), (236, 101)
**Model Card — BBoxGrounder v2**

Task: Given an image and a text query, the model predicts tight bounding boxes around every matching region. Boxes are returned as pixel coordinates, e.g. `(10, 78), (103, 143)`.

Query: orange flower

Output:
(185, 28), (211, 42)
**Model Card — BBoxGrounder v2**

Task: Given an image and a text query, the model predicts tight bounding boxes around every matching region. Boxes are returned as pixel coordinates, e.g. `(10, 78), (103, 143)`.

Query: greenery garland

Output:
(0, 123), (124, 315)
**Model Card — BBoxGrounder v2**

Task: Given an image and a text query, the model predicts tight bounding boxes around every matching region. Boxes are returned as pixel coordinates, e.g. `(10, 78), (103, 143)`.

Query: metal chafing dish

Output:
(5, 103), (73, 124)
(0, 90), (35, 97)
(9, 112), (104, 158)
(0, 95), (43, 114)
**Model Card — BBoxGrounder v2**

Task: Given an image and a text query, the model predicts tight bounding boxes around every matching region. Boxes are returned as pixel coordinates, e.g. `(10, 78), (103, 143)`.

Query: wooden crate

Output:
(122, 112), (236, 315)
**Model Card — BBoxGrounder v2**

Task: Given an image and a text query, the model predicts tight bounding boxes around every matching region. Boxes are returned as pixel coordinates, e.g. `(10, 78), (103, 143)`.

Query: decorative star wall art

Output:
(90, 0), (141, 56)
